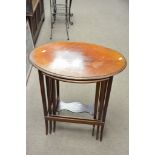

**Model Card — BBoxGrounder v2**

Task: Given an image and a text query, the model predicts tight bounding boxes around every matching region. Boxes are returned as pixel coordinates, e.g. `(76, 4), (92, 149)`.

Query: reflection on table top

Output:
(30, 42), (127, 81)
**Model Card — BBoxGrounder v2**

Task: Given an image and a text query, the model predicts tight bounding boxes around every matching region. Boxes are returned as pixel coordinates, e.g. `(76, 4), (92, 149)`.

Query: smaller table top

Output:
(30, 42), (127, 82)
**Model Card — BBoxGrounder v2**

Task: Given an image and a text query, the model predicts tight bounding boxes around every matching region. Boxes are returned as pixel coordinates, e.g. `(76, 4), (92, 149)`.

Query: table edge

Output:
(30, 59), (127, 83)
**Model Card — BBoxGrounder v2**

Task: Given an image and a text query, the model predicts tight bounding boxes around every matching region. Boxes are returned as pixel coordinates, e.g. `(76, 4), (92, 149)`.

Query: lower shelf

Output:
(58, 101), (94, 115)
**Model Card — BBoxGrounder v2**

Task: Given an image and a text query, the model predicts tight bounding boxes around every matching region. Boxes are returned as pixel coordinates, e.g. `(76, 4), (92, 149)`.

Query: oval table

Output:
(29, 42), (127, 141)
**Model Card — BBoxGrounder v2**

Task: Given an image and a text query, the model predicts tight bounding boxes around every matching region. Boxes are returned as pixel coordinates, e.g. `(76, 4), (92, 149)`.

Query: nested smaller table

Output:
(29, 42), (126, 141)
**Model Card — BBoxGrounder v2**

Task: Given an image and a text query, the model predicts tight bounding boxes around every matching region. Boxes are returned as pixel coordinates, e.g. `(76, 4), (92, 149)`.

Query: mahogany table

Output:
(29, 42), (127, 141)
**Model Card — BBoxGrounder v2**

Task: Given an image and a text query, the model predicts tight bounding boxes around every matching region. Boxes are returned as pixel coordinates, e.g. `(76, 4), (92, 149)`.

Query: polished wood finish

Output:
(45, 115), (104, 125)
(52, 79), (56, 132)
(100, 77), (113, 141)
(92, 82), (100, 136)
(30, 42), (126, 82)
(30, 42), (127, 141)
(38, 70), (48, 135)
(38, 73), (114, 141)
(45, 76), (52, 134)
(96, 80), (108, 140)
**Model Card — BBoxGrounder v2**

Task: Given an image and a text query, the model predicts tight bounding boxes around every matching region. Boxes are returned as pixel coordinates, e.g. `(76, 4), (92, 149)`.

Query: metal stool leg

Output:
(53, 0), (57, 22)
(50, 0), (53, 39)
(65, 0), (69, 40)
(69, 0), (73, 25)
(49, 0), (72, 40)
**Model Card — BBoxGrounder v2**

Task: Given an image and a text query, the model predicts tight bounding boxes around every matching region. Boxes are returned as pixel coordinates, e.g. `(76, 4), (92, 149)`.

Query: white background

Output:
(0, 0), (155, 154)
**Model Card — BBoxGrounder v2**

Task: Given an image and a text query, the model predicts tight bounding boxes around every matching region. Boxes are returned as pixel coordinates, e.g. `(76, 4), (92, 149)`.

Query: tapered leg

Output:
(96, 80), (108, 140)
(46, 75), (53, 134)
(38, 70), (48, 135)
(52, 79), (57, 132)
(92, 82), (101, 136)
(39, 71), (113, 140)
(49, 78), (53, 133)
(100, 77), (113, 141)
(56, 80), (60, 111)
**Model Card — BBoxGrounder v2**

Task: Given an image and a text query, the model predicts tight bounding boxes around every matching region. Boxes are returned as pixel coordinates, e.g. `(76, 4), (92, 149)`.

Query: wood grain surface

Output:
(30, 42), (127, 81)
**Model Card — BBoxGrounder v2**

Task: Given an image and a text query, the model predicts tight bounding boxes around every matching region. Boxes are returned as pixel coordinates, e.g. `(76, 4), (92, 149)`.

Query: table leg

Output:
(38, 71), (113, 140)
(96, 79), (108, 140)
(50, 78), (53, 133)
(45, 75), (53, 134)
(38, 70), (48, 135)
(92, 82), (101, 136)
(56, 80), (60, 113)
(52, 79), (57, 132)
(100, 76), (113, 141)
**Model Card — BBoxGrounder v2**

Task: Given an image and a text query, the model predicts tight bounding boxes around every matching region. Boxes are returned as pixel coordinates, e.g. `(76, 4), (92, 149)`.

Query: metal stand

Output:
(50, 0), (73, 40)
(38, 70), (113, 141)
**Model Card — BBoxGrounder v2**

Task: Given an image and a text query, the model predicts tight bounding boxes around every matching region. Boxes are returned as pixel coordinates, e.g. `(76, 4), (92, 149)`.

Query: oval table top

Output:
(30, 42), (127, 82)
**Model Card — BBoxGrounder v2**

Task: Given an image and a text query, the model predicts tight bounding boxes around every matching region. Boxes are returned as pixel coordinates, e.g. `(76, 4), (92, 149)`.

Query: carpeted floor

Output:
(26, 0), (129, 154)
